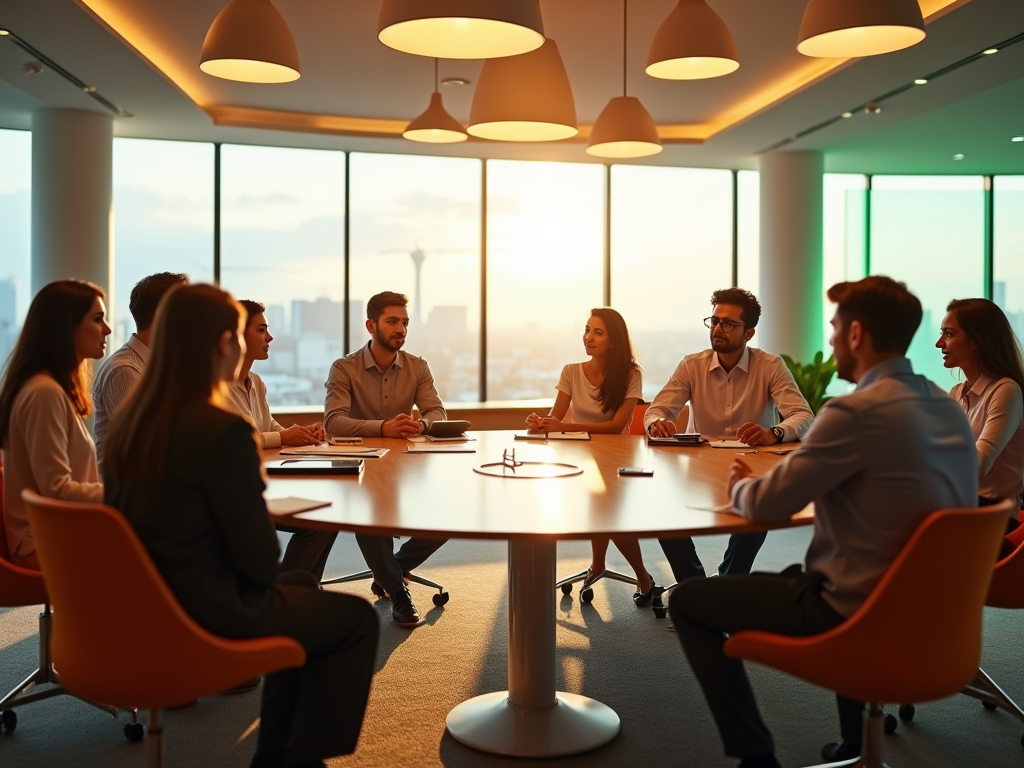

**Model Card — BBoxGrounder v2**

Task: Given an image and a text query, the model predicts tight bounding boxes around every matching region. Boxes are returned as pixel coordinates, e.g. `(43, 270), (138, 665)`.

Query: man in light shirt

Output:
(324, 291), (447, 627)
(93, 272), (189, 471)
(669, 276), (977, 768)
(645, 288), (813, 581)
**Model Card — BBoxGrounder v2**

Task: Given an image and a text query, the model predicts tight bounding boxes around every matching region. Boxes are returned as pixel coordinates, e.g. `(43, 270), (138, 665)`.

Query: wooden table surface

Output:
(266, 431), (812, 540)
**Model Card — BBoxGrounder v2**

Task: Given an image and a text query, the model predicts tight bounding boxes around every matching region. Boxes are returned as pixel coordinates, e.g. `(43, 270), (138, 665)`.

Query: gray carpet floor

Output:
(2, 529), (1023, 767)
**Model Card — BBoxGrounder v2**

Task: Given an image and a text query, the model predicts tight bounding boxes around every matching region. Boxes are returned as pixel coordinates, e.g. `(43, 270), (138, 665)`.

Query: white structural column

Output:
(757, 151), (823, 361)
(31, 108), (113, 298)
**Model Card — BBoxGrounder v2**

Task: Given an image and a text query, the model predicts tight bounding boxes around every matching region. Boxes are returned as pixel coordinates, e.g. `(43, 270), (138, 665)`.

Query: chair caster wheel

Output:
(1020, 732), (1024, 750)
(884, 713), (898, 734)
(898, 704), (915, 722)
(1, 709), (17, 734)
(982, 701), (998, 710)
(653, 606), (667, 618)
(580, 587), (594, 604)
(432, 592), (450, 607)
(560, 583), (573, 595)
(124, 722), (144, 742)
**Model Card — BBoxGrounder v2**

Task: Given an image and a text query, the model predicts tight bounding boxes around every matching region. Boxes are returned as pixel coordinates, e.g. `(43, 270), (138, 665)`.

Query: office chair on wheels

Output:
(321, 536), (450, 608)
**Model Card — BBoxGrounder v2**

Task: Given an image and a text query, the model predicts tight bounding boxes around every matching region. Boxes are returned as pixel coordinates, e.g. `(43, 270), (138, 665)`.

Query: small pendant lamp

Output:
(587, 0), (661, 159)
(646, 0), (739, 80)
(404, 60), (469, 144)
(797, 0), (926, 58)
(378, 0), (545, 60)
(467, 39), (578, 142)
(200, 0), (301, 83)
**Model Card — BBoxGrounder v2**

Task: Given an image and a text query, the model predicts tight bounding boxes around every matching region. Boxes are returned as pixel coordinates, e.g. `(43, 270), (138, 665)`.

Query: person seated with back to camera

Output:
(0, 280), (110, 570)
(526, 307), (657, 605)
(644, 288), (813, 584)
(323, 290), (448, 628)
(935, 297), (1024, 554)
(103, 283), (378, 768)
(224, 299), (337, 581)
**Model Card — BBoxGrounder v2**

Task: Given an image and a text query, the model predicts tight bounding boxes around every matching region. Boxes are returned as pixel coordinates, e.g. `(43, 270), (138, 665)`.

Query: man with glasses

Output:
(645, 288), (813, 582)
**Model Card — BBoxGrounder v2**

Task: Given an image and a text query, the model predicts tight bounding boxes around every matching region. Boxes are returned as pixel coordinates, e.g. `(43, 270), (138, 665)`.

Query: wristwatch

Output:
(770, 426), (785, 443)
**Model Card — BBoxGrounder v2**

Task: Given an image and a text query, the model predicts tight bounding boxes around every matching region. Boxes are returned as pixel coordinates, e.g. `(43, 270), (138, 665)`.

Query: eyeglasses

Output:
(704, 316), (746, 333)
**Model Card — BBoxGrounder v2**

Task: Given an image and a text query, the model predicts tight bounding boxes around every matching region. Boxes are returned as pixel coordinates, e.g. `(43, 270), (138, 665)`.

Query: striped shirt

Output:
(93, 334), (149, 471)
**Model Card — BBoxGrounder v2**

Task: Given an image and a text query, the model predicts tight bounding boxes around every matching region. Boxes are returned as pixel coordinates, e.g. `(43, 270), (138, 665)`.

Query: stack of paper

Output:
(280, 445), (389, 459)
(514, 431), (591, 441)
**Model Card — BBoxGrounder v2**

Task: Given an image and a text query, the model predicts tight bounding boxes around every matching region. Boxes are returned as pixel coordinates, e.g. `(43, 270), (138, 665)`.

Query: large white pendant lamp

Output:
(200, 0), (300, 83)
(378, 0), (545, 60)
(587, 0), (661, 159)
(467, 39), (578, 142)
(797, 0), (925, 58)
(404, 60), (468, 144)
(646, 0), (739, 80)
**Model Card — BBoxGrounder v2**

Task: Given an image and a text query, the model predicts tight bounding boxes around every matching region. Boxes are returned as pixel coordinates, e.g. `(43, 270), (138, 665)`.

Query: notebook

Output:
(265, 459), (364, 475)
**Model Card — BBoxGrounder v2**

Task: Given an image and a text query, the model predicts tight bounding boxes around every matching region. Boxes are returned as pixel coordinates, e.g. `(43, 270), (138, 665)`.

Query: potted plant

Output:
(780, 351), (837, 415)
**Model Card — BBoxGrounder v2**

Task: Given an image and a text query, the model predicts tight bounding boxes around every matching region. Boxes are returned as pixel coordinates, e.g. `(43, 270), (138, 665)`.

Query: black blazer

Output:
(104, 401), (282, 638)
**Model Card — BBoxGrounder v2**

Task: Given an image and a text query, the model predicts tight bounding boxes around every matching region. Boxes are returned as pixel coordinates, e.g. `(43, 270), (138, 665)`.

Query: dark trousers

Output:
(669, 567), (863, 759)
(659, 530), (767, 582)
(276, 524), (338, 581)
(257, 571), (379, 761)
(355, 534), (448, 596)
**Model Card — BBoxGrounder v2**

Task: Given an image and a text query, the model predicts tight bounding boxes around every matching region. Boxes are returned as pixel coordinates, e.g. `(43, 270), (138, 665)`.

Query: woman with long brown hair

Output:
(0, 279), (110, 568)
(526, 307), (657, 605)
(936, 297), (1024, 508)
(104, 283), (377, 768)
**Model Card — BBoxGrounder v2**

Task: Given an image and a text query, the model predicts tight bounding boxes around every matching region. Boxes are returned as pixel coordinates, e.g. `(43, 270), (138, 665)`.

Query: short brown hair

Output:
(129, 272), (190, 332)
(239, 300), (266, 325)
(367, 291), (408, 323)
(711, 288), (761, 327)
(827, 276), (922, 355)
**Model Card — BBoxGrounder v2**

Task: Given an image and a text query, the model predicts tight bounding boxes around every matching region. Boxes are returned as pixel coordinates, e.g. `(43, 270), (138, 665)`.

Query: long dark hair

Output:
(0, 280), (104, 446)
(104, 284), (243, 481)
(589, 307), (641, 412)
(947, 298), (1024, 393)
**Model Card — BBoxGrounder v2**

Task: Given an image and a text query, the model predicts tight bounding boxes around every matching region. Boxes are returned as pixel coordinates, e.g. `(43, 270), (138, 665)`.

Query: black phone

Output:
(618, 467), (654, 476)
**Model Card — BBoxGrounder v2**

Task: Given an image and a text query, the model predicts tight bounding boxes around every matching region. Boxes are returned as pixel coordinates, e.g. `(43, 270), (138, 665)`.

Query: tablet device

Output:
(426, 419), (472, 438)
(265, 459), (364, 476)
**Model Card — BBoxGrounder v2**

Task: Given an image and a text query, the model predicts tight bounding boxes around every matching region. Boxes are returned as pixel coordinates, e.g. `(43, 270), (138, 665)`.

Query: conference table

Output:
(265, 430), (813, 758)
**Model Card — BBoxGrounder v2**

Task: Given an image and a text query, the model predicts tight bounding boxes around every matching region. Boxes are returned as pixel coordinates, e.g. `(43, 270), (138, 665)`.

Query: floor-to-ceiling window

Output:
(220, 144), (347, 407)
(112, 138), (214, 349)
(994, 175), (1024, 343)
(349, 152), (481, 402)
(0, 128), (31, 367)
(736, 169), (759, 295)
(610, 165), (733, 400)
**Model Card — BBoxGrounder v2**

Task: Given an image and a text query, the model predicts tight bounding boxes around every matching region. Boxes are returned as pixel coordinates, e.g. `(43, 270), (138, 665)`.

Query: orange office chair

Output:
(0, 467), (121, 735)
(895, 501), (1024, 747)
(724, 500), (1011, 768)
(558, 402), (650, 602)
(23, 490), (306, 768)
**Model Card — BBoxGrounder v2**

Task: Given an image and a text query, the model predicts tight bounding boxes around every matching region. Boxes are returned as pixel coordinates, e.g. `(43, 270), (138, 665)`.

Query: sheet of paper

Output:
(514, 431), (591, 441)
(709, 440), (748, 449)
(266, 497), (332, 517)
(279, 446), (389, 459)
(424, 434), (475, 442)
(686, 503), (742, 515)
(404, 445), (477, 454)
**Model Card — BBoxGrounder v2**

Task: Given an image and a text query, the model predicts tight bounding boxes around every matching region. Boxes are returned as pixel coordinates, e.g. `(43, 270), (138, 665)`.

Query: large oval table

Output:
(266, 431), (812, 758)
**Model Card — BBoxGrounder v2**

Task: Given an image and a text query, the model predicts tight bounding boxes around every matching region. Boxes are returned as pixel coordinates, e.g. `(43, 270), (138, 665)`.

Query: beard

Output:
(710, 333), (745, 356)
(374, 328), (405, 354)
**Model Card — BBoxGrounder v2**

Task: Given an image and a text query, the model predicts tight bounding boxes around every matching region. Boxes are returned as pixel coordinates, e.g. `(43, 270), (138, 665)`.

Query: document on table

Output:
(708, 440), (748, 449)
(407, 435), (476, 443)
(266, 497), (332, 517)
(514, 431), (591, 441)
(279, 445), (389, 459)
(404, 444), (477, 453)
(686, 502), (742, 515)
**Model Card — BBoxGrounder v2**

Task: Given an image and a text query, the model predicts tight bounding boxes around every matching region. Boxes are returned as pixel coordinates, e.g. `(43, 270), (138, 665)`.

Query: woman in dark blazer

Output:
(103, 283), (378, 768)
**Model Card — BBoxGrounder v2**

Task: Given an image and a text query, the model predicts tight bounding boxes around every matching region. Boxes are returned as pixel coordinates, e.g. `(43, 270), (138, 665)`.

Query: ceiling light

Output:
(841, 111), (853, 118)
(1012, 136), (1024, 143)
(441, 77), (470, 86)
(468, 39), (577, 142)
(646, 0), (739, 80)
(914, 78), (928, 85)
(404, 60), (468, 144)
(200, 0), (300, 83)
(952, 153), (965, 161)
(588, 0), (662, 158)
(797, 0), (925, 58)
(378, 0), (544, 60)
(0, 30), (10, 36)
(983, 48), (999, 55)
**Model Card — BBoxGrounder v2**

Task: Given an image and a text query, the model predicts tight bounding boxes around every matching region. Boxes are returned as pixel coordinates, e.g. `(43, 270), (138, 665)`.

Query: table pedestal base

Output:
(446, 691), (620, 757)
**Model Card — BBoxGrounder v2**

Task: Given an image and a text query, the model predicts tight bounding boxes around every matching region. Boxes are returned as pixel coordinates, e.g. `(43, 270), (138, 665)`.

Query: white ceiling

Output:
(0, 0), (1022, 172)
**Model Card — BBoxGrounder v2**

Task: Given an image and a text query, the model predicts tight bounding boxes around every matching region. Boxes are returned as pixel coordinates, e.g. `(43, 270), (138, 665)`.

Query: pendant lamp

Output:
(588, 0), (661, 158)
(404, 60), (469, 144)
(797, 0), (925, 58)
(200, 0), (300, 83)
(378, 0), (545, 60)
(646, 0), (739, 80)
(468, 39), (578, 142)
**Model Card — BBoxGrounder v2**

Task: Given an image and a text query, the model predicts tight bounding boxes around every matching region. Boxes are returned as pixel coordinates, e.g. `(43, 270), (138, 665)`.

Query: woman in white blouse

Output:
(0, 280), (110, 568)
(526, 308), (656, 605)
(936, 297), (1024, 512)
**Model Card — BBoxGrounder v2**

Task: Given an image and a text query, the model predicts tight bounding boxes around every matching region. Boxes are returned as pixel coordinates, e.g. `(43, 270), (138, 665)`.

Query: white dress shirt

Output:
(92, 333), (149, 470)
(643, 346), (814, 441)
(951, 375), (1024, 501)
(224, 371), (285, 449)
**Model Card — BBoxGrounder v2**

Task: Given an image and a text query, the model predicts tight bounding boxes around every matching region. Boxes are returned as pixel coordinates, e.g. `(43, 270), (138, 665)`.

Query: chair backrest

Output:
(987, 514), (1024, 608)
(24, 490), (304, 707)
(0, 465), (47, 607)
(629, 403), (648, 435)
